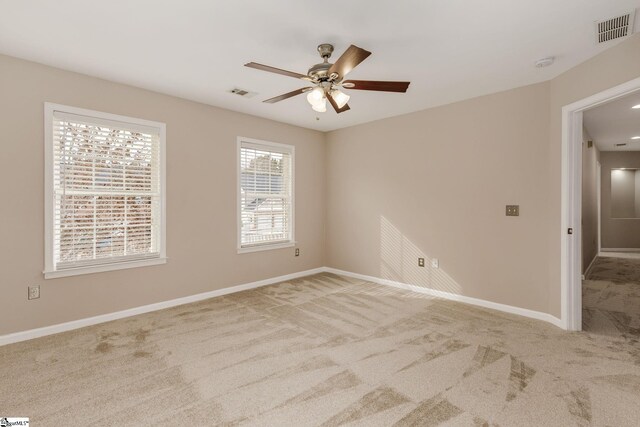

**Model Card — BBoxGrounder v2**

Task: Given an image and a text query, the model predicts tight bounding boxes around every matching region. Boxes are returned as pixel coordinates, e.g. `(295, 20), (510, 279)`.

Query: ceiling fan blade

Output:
(245, 62), (308, 79)
(342, 80), (410, 93)
(328, 45), (371, 79)
(263, 87), (311, 104)
(326, 92), (351, 114)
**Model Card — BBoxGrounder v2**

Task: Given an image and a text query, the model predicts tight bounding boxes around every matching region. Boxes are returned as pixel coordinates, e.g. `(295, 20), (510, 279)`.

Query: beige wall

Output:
(327, 34), (640, 318)
(2, 34), (639, 336)
(634, 170), (640, 216)
(600, 151), (640, 249)
(548, 34), (640, 315)
(0, 54), (325, 335)
(326, 82), (552, 312)
(581, 128), (600, 272)
(610, 170), (635, 218)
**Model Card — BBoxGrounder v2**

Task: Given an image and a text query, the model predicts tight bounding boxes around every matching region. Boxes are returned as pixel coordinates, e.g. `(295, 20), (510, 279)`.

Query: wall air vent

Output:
(230, 88), (258, 98)
(595, 10), (636, 44)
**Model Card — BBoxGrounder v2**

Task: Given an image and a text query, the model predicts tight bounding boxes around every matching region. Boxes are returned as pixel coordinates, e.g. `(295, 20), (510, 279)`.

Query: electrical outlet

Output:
(28, 285), (40, 300)
(295, 248), (300, 257)
(506, 205), (520, 216)
(418, 258), (425, 267)
(431, 258), (439, 268)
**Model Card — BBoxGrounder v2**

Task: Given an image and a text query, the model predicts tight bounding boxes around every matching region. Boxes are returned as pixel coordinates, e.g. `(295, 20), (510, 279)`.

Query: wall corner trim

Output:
(324, 267), (564, 329)
(1, 265), (565, 347)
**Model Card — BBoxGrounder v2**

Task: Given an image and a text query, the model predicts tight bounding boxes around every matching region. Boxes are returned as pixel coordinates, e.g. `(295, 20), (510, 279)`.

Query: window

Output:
(44, 103), (166, 278)
(238, 137), (294, 252)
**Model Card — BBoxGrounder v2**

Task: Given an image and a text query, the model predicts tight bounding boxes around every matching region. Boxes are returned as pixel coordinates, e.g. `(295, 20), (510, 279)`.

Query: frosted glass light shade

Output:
(306, 87), (324, 106)
(331, 89), (350, 109)
(311, 98), (327, 112)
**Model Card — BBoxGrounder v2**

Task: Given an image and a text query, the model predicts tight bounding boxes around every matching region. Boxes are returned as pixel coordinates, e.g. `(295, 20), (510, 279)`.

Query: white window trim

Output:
(43, 102), (167, 279)
(237, 137), (295, 253)
(237, 241), (296, 254)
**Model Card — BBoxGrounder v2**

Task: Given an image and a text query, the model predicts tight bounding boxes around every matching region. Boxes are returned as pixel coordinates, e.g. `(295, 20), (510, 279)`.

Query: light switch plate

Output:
(506, 205), (520, 216)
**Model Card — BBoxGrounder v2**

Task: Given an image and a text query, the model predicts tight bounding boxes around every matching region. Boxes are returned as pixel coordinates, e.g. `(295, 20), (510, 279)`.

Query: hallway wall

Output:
(600, 151), (640, 249)
(582, 128), (600, 272)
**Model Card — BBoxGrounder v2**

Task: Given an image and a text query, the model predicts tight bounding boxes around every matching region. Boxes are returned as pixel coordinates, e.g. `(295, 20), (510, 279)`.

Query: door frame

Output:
(561, 76), (640, 331)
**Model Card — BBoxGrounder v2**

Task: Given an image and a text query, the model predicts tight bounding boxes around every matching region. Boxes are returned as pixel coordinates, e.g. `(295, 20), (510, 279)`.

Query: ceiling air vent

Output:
(616, 143), (628, 147)
(595, 11), (636, 43)
(230, 88), (257, 98)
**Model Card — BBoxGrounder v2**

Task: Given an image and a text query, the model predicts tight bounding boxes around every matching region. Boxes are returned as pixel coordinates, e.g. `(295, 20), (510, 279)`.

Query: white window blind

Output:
(45, 104), (166, 277)
(239, 139), (294, 250)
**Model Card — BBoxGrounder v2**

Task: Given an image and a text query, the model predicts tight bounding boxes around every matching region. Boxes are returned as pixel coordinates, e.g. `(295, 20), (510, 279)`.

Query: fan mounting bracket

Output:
(317, 44), (334, 59)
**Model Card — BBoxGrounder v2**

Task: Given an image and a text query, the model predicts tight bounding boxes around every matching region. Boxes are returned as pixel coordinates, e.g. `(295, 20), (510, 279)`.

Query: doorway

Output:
(581, 91), (640, 337)
(561, 76), (640, 332)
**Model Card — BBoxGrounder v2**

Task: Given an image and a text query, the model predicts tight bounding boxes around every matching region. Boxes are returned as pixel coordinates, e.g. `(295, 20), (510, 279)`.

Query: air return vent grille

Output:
(595, 11), (635, 43)
(230, 88), (258, 98)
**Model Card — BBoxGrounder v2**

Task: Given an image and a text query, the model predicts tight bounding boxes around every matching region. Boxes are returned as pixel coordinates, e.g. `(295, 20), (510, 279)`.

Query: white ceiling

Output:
(584, 91), (640, 151)
(0, 1), (638, 132)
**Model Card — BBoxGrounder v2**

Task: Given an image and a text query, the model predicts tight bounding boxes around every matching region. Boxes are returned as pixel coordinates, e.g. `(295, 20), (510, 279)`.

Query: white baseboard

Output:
(0, 267), (325, 347)
(325, 267), (564, 329)
(582, 254), (599, 280)
(598, 251), (640, 260)
(0, 265), (566, 346)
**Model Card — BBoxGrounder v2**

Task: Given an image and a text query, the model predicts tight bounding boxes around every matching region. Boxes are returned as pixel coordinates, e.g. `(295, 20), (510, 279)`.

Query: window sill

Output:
(237, 241), (296, 254)
(44, 257), (167, 279)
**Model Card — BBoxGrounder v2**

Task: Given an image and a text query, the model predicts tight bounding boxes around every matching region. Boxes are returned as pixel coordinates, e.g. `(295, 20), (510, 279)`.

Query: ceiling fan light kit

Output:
(330, 89), (350, 109)
(311, 100), (327, 113)
(307, 86), (325, 106)
(245, 43), (411, 114)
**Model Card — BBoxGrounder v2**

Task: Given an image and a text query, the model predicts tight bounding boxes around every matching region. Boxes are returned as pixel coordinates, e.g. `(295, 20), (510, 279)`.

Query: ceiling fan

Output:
(244, 44), (410, 114)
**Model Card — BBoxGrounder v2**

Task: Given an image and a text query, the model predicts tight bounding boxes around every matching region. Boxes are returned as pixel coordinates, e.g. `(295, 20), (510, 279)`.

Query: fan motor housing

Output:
(307, 62), (332, 81)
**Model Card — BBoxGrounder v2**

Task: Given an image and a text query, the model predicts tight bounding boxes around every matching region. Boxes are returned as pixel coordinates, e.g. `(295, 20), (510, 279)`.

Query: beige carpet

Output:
(584, 256), (640, 339)
(587, 255), (640, 283)
(1, 273), (640, 426)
